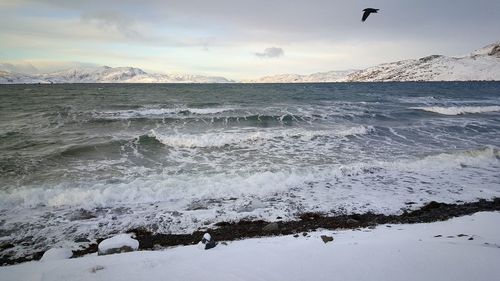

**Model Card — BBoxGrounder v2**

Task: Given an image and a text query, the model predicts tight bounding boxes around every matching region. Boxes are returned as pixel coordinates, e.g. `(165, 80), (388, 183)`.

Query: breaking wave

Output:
(0, 147), (498, 209)
(148, 126), (373, 148)
(93, 106), (236, 119)
(412, 106), (500, 115)
(5, 126), (373, 165)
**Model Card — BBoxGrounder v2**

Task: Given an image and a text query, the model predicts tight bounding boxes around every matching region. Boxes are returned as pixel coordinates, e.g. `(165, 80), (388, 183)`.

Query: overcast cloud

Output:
(0, 0), (499, 78)
(255, 47), (284, 59)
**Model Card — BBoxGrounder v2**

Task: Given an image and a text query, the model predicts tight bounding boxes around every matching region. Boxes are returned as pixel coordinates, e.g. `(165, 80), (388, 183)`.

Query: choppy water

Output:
(1, 82), (500, 256)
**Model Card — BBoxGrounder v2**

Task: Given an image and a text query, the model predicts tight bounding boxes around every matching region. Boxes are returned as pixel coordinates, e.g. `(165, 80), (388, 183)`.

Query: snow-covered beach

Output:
(1, 211), (499, 281)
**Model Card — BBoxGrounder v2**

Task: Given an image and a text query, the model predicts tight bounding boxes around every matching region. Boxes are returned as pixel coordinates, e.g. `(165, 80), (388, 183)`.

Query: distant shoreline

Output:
(2, 80), (500, 85)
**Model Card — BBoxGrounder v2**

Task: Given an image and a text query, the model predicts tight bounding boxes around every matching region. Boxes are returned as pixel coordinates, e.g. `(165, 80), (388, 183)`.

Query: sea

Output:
(1, 82), (500, 257)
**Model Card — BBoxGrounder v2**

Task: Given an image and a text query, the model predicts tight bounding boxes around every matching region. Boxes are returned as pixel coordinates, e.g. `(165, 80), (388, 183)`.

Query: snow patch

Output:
(40, 248), (73, 262)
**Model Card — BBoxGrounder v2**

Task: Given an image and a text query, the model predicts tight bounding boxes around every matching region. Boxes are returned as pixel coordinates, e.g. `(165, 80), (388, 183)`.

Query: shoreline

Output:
(2, 198), (499, 266)
(3, 211), (500, 281)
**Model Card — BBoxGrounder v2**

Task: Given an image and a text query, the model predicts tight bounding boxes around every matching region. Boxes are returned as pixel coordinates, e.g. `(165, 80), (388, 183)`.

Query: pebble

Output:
(321, 235), (334, 243)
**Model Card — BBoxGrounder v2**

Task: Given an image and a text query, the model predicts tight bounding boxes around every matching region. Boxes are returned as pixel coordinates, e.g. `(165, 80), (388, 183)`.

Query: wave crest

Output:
(412, 106), (500, 115)
(148, 126), (373, 148)
(1, 147), (498, 209)
(93, 107), (236, 119)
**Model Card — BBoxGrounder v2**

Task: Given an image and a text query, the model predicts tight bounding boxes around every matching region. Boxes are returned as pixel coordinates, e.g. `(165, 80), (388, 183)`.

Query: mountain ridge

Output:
(1, 42), (499, 84)
(247, 42), (500, 83)
(0, 66), (234, 84)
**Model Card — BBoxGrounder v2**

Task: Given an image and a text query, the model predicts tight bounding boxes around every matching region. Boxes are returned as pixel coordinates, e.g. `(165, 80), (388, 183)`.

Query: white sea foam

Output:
(4, 82), (500, 261)
(188, 108), (236, 114)
(98, 108), (178, 118)
(0, 168), (316, 208)
(95, 107), (236, 119)
(398, 96), (438, 104)
(1, 147), (499, 259)
(148, 126), (373, 148)
(412, 106), (500, 115)
(1, 147), (497, 210)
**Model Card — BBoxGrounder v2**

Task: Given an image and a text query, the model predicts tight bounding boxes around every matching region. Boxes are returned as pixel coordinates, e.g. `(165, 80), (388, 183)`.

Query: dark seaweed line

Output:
(1, 198), (499, 266)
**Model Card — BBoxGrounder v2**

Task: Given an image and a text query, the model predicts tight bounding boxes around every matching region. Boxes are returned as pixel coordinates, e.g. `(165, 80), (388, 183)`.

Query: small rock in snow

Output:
(321, 235), (334, 244)
(198, 233), (217, 250)
(41, 248), (73, 261)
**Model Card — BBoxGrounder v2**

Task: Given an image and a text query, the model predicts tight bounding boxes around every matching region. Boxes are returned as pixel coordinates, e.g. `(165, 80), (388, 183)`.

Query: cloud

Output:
(80, 11), (141, 39)
(0, 62), (38, 74)
(0, 60), (101, 73)
(255, 47), (284, 58)
(5, 1), (500, 48)
(2, 0), (500, 79)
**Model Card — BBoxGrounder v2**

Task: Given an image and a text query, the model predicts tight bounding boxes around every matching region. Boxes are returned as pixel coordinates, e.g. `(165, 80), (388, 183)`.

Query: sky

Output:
(0, 0), (499, 79)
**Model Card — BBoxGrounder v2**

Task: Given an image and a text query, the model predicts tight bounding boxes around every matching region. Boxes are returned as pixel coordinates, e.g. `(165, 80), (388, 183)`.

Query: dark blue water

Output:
(1, 82), (499, 256)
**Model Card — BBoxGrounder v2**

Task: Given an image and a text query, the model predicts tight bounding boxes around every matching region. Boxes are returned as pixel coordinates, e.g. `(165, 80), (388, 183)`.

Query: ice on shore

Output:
(1, 211), (499, 281)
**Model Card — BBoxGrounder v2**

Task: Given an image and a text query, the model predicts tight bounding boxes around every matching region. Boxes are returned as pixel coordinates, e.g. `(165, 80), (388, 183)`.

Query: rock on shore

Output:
(98, 234), (139, 256)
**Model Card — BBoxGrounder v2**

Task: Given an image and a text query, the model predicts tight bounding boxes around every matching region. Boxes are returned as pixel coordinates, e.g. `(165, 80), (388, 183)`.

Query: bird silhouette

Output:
(362, 8), (379, 22)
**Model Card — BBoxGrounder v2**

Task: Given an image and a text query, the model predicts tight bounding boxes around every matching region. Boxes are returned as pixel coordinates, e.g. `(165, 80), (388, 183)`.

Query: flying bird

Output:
(362, 8), (379, 22)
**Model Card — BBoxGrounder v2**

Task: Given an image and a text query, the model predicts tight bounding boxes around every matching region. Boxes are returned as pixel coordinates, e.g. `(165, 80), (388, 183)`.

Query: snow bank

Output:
(98, 234), (139, 256)
(1, 211), (499, 281)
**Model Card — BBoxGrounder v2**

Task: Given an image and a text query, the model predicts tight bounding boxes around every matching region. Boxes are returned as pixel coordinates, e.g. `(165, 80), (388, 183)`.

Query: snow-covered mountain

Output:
(248, 42), (500, 83)
(1, 42), (499, 84)
(0, 70), (48, 84)
(244, 70), (354, 83)
(40, 66), (147, 83)
(0, 66), (234, 84)
(346, 42), (500, 82)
